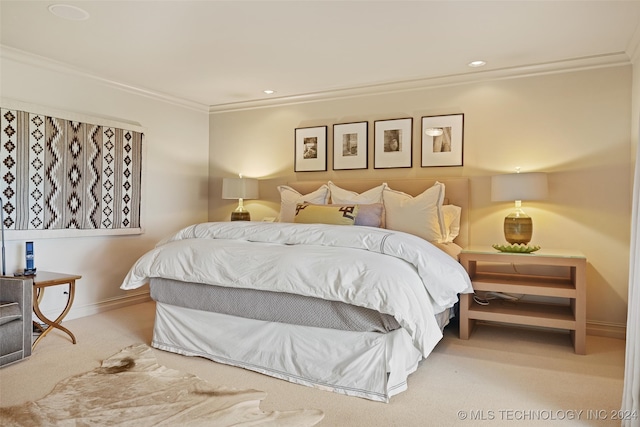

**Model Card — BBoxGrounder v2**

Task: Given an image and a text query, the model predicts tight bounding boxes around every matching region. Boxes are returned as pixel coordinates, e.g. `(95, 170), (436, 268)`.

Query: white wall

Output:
(1, 52), (210, 319)
(633, 48), (640, 168)
(210, 66), (633, 336)
(2, 52), (629, 335)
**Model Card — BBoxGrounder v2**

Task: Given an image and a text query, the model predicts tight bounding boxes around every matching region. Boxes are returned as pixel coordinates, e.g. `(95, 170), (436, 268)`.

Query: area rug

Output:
(0, 344), (324, 426)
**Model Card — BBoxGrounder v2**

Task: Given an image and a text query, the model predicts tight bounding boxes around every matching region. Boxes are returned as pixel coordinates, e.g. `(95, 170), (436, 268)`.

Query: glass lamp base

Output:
(231, 211), (250, 221)
(504, 215), (532, 245)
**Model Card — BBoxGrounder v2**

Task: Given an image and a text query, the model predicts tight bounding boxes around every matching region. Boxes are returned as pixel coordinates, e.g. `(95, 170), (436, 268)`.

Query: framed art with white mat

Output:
(374, 118), (412, 169)
(421, 114), (464, 167)
(295, 126), (327, 172)
(333, 121), (367, 170)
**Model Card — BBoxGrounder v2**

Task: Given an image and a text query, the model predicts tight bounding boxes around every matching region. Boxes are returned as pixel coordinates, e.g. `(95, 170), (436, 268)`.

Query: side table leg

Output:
(32, 281), (77, 349)
(572, 263), (587, 355)
(459, 293), (475, 339)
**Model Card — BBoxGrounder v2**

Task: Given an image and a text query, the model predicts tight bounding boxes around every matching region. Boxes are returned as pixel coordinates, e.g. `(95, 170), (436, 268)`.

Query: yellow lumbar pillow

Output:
(294, 203), (359, 225)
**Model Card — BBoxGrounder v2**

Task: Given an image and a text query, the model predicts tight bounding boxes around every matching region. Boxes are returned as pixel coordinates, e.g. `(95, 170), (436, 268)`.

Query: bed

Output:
(121, 178), (473, 402)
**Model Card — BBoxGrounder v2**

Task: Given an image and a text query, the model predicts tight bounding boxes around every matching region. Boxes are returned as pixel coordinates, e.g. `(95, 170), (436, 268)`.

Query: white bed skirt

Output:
(152, 302), (425, 402)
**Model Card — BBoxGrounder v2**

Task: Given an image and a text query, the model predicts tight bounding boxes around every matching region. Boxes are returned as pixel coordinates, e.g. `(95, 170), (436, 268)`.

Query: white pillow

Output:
(328, 181), (387, 204)
(382, 182), (446, 242)
(277, 184), (330, 222)
(441, 204), (462, 243)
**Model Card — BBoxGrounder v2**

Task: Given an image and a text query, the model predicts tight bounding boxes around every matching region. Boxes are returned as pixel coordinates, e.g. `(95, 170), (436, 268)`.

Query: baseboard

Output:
(586, 320), (626, 340)
(40, 291), (151, 322)
(39, 293), (627, 340)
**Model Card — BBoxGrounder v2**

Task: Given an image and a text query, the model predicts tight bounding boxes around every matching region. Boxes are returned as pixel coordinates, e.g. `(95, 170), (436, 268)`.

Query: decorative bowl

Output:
(492, 243), (541, 253)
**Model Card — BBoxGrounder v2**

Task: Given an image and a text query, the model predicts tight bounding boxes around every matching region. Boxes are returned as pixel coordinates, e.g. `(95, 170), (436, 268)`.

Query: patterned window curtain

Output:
(1, 101), (144, 238)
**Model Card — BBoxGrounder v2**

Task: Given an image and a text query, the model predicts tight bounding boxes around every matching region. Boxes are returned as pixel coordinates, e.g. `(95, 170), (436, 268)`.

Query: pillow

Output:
(328, 181), (386, 204)
(294, 203), (358, 225)
(327, 203), (384, 228)
(442, 204), (462, 243)
(382, 182), (446, 242)
(277, 185), (330, 223)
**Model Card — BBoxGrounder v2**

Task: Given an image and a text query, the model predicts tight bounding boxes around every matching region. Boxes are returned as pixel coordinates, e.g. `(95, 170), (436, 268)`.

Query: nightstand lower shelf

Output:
(463, 298), (576, 331)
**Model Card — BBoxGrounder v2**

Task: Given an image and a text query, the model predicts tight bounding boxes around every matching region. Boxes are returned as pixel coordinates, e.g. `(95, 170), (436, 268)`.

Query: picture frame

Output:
(421, 114), (464, 167)
(294, 126), (327, 172)
(373, 118), (412, 169)
(333, 121), (368, 170)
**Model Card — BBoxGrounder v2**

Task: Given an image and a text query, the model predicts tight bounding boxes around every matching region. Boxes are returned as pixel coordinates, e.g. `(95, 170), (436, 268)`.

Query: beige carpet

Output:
(0, 301), (626, 426)
(0, 343), (323, 426)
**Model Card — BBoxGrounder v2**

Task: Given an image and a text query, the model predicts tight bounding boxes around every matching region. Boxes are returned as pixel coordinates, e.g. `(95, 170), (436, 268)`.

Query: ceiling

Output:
(1, 1), (640, 110)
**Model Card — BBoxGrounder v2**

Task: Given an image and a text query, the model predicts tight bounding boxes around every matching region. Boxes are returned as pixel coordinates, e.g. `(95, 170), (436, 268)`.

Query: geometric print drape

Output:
(1, 106), (143, 234)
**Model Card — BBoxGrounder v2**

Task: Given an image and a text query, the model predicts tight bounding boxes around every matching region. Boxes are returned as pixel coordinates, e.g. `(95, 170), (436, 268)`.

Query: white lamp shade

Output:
(491, 172), (548, 202)
(222, 178), (259, 200)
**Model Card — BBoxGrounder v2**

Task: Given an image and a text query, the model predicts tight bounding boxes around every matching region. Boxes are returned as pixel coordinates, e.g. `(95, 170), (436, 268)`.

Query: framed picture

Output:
(294, 126), (327, 172)
(421, 114), (464, 167)
(333, 121), (368, 170)
(373, 118), (412, 169)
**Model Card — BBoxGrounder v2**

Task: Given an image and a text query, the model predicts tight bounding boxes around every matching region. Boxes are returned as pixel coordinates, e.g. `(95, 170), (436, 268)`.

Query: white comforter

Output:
(121, 222), (472, 357)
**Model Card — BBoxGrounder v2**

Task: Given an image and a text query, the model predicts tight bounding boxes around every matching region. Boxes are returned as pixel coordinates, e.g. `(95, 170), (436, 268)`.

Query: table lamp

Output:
(222, 174), (259, 221)
(491, 170), (548, 245)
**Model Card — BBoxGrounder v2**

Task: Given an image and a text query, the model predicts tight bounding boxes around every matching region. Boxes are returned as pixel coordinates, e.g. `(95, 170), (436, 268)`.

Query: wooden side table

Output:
(31, 271), (82, 349)
(459, 247), (586, 354)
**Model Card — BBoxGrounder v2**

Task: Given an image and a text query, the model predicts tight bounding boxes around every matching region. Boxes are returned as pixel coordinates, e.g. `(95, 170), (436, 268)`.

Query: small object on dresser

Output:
(26, 241), (35, 270)
(492, 243), (540, 253)
(14, 268), (38, 276)
(15, 268), (37, 276)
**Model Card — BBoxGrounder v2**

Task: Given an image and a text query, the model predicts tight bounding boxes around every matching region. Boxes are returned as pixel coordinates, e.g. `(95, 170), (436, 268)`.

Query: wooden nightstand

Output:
(459, 246), (586, 354)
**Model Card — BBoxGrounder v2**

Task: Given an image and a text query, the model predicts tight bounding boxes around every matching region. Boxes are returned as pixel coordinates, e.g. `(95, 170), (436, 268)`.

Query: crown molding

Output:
(627, 20), (640, 64)
(0, 45), (210, 113)
(209, 52), (632, 114)
(0, 45), (631, 116)
(0, 97), (145, 132)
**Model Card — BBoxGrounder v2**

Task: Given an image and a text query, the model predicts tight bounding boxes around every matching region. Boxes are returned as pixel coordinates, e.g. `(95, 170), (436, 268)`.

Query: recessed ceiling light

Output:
(48, 4), (90, 21)
(468, 60), (487, 68)
(263, 90), (275, 95)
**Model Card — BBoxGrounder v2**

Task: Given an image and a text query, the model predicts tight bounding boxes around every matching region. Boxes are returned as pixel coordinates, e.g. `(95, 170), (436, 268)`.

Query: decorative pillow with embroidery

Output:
(382, 182), (446, 242)
(328, 203), (384, 228)
(294, 203), (359, 225)
(277, 185), (330, 223)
